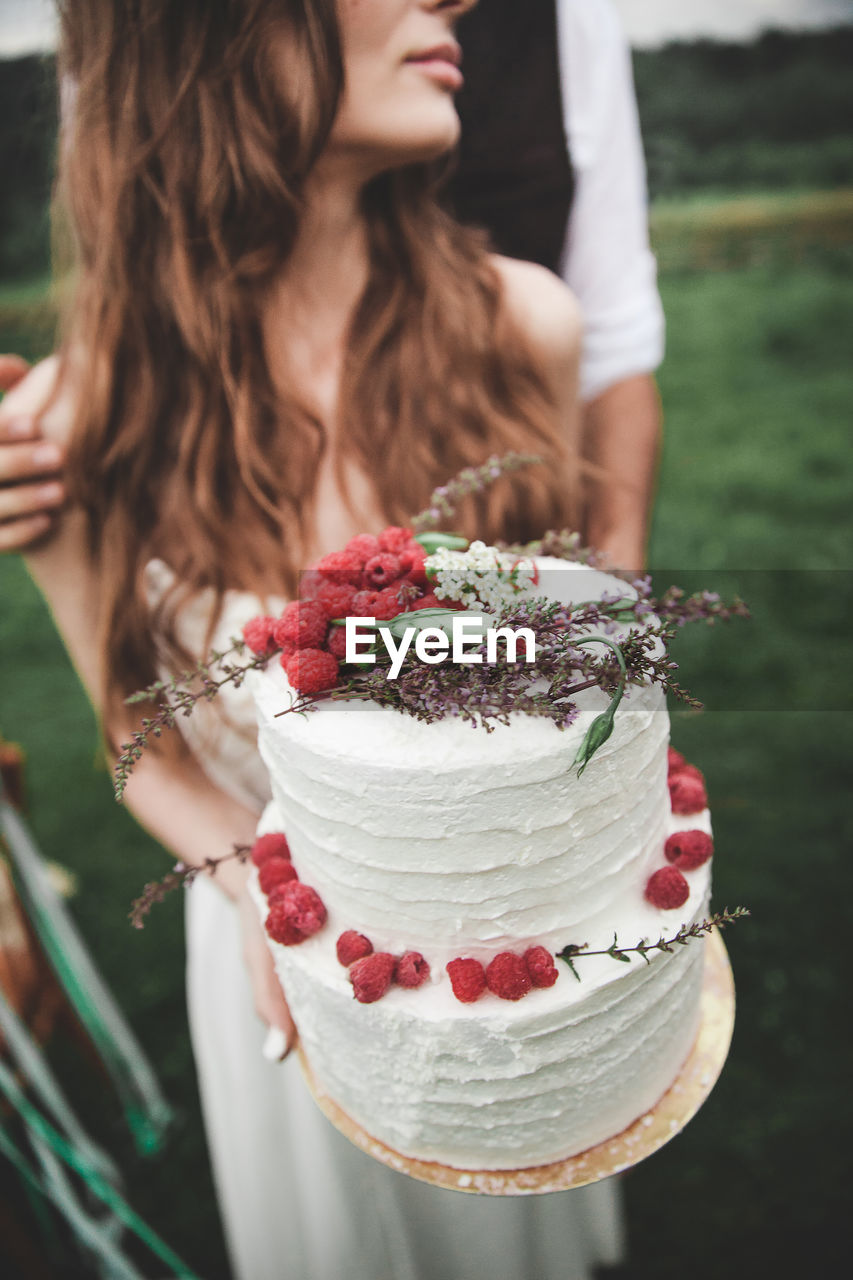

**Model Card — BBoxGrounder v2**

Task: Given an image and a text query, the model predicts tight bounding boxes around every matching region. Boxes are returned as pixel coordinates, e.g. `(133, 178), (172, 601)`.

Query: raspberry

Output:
(351, 589), (379, 615)
(664, 829), (714, 871)
(373, 588), (404, 621)
(316, 581), (358, 620)
(410, 592), (441, 611)
(242, 615), (278, 656)
(485, 952), (532, 1001)
(327, 626), (349, 660)
(399, 541), (428, 586)
(267, 874), (302, 906)
(265, 903), (304, 946)
(669, 772), (708, 815)
(667, 746), (686, 773)
(284, 648), (340, 694)
(336, 930), (374, 967)
(672, 762), (705, 787)
(315, 549), (363, 586)
(523, 945), (559, 989)
(273, 601), (328, 651)
(396, 951), (430, 989)
(258, 857), (299, 895)
(250, 832), (291, 867)
(297, 569), (324, 600)
(378, 526), (413, 554)
(363, 553), (402, 589)
(271, 881), (327, 938)
(350, 952), (396, 1003)
(645, 866), (690, 910)
(446, 957), (487, 1004)
(344, 534), (381, 565)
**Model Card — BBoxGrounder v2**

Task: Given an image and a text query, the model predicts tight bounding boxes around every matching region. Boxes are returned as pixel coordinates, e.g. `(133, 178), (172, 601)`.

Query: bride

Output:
(6, 1), (624, 1275)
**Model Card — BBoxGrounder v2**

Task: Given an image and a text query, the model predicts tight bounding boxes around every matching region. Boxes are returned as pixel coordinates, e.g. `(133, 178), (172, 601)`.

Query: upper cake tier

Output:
(252, 560), (671, 962)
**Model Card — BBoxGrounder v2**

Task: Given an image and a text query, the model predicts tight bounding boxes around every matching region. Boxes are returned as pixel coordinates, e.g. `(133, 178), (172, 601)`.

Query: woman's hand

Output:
(0, 354), (67, 550)
(238, 885), (298, 1062)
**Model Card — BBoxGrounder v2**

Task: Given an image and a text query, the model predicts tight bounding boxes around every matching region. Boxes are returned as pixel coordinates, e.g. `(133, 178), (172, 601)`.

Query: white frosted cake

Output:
(249, 559), (713, 1171)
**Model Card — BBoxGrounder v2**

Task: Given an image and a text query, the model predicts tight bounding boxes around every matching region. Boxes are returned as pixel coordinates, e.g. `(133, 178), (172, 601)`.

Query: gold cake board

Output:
(297, 929), (735, 1195)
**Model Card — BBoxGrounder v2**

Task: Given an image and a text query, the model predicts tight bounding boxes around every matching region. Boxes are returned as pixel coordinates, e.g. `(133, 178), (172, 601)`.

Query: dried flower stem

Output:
(114, 645), (271, 801)
(129, 845), (252, 929)
(411, 452), (543, 533)
(557, 906), (750, 980)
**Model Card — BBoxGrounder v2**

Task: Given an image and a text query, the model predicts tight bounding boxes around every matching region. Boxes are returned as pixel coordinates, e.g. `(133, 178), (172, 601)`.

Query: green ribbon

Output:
(0, 777), (171, 1154)
(0, 1056), (199, 1279)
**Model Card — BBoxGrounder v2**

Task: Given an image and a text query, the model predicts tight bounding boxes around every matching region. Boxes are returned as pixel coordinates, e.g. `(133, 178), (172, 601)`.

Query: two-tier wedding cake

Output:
(246, 547), (715, 1171)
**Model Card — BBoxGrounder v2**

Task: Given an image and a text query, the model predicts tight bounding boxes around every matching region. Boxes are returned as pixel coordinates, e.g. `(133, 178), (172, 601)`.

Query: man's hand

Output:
(0, 354), (66, 550)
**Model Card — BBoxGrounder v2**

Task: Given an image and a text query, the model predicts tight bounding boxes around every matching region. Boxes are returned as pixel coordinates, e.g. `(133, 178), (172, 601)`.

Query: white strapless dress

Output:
(145, 561), (626, 1280)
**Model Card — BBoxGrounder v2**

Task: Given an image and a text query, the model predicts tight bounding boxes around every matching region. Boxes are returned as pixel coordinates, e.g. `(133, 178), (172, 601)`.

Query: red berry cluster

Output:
(335, 929), (431, 1003)
(446, 946), (559, 1004)
(667, 752), (708, 816)
(241, 525), (461, 694)
(251, 832), (328, 947)
(644, 748), (714, 910)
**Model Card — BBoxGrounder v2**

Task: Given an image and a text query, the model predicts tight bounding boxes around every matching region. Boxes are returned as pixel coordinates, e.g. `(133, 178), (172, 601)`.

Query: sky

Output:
(0, 0), (852, 57)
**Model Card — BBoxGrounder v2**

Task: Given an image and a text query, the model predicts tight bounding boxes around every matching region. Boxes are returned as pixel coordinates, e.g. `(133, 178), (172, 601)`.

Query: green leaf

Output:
(571, 635), (628, 776)
(556, 943), (587, 982)
(573, 707), (617, 776)
(414, 532), (470, 554)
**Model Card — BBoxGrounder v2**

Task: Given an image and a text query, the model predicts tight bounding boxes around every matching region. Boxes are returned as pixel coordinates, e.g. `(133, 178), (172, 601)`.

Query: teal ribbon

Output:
(0, 776), (171, 1154)
(0, 1054), (199, 1278)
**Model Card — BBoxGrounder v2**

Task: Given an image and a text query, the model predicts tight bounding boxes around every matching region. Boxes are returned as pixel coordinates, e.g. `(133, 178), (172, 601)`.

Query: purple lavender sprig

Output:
(275, 585), (741, 747)
(411, 452), (543, 533)
(557, 907), (751, 980)
(129, 844), (252, 929)
(114, 642), (271, 801)
(501, 528), (607, 569)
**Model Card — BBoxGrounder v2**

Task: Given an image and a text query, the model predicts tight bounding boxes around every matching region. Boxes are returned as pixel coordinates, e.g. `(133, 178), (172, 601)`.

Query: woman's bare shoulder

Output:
(491, 255), (582, 357)
(0, 353), (77, 447)
(490, 255), (582, 411)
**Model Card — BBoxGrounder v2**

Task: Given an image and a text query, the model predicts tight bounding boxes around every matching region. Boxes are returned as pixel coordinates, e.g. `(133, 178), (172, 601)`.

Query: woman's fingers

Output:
(0, 513), (53, 550)
(255, 950), (298, 1059)
(239, 887), (299, 1060)
(0, 355), (31, 391)
(0, 477), (65, 523)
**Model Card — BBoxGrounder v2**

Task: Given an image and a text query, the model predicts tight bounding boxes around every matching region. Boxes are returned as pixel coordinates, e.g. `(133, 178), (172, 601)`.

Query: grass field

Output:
(1, 236), (851, 1276)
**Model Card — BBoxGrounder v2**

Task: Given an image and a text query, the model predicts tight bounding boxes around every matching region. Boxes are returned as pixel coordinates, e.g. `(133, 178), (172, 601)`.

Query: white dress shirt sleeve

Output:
(556, 0), (665, 401)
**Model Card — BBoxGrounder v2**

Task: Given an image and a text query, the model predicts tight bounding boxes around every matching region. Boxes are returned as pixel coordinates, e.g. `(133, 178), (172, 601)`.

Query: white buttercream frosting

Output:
(250, 560), (712, 1169)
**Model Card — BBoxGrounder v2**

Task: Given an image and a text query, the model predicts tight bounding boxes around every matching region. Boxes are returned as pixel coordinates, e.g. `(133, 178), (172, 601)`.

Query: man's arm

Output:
(557, 0), (665, 568)
(582, 372), (661, 571)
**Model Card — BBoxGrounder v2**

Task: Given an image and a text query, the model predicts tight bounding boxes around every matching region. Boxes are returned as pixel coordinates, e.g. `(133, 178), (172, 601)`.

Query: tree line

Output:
(1, 26), (851, 281)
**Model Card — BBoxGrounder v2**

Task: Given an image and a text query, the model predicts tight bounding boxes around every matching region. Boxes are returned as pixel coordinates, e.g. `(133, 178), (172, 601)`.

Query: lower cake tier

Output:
(251, 819), (710, 1170)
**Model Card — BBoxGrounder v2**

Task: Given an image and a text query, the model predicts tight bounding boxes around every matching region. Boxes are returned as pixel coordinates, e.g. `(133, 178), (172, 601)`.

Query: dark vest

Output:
(446, 0), (574, 274)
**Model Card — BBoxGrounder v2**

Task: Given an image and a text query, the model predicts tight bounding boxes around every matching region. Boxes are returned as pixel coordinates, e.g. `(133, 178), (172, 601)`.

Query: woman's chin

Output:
(384, 116), (460, 168)
(333, 103), (460, 175)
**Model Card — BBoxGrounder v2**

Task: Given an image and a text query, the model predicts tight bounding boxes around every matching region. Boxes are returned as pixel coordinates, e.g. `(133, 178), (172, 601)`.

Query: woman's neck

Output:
(262, 170), (370, 417)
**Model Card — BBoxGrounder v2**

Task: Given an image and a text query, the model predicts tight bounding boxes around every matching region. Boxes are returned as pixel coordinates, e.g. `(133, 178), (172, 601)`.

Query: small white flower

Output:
(425, 542), (537, 612)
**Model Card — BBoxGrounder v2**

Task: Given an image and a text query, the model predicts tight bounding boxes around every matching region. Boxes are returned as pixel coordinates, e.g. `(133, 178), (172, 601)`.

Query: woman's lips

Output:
(405, 43), (464, 90)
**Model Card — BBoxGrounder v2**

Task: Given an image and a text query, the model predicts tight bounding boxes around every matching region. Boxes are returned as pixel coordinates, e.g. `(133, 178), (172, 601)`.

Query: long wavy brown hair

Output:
(52, 0), (581, 733)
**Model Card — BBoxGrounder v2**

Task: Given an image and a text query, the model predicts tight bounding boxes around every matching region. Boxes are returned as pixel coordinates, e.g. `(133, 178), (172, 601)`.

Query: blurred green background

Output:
(1, 26), (852, 1280)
